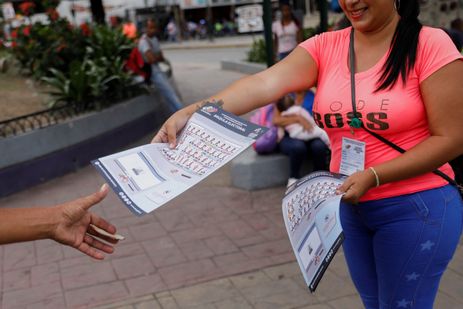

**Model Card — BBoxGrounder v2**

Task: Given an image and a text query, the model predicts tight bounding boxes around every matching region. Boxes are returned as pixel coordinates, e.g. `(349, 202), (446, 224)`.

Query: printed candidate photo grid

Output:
(161, 122), (239, 176)
(285, 180), (341, 233)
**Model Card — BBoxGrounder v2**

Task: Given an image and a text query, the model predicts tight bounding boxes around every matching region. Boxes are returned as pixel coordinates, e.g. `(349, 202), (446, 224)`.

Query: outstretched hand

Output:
(151, 109), (192, 147)
(337, 169), (377, 204)
(52, 184), (119, 260)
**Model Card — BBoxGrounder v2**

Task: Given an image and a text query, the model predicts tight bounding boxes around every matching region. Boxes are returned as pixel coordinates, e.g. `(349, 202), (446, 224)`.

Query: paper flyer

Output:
(282, 171), (346, 292)
(92, 103), (268, 215)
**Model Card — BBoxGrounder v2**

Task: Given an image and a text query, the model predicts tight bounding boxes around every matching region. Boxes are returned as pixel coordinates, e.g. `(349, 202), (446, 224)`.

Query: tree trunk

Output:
(90, 0), (106, 24)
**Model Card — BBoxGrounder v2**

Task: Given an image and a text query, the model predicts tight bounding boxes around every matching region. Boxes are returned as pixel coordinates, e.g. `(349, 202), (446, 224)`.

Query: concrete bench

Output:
(230, 148), (313, 190)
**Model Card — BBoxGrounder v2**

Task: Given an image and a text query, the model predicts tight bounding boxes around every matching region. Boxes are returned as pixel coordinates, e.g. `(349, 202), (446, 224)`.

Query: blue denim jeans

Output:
(340, 184), (463, 309)
(151, 70), (183, 112)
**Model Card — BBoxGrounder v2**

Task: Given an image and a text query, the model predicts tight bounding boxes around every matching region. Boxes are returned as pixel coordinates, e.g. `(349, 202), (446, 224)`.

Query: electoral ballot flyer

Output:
(282, 171), (346, 292)
(92, 103), (268, 215)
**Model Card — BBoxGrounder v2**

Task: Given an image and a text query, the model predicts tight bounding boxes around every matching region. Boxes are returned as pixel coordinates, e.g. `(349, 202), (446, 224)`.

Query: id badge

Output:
(339, 137), (366, 176)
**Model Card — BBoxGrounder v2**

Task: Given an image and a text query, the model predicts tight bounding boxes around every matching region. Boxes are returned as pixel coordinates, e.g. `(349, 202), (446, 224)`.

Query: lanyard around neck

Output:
(348, 29), (363, 131)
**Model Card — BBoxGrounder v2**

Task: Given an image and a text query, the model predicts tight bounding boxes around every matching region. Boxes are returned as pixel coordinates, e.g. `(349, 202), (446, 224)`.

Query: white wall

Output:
(56, 0), (162, 25)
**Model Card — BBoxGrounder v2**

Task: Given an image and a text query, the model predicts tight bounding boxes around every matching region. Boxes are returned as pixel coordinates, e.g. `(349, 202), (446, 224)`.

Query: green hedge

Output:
(11, 15), (144, 110)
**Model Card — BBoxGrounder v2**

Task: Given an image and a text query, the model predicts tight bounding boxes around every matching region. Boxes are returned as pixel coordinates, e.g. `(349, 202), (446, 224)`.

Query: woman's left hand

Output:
(337, 169), (377, 204)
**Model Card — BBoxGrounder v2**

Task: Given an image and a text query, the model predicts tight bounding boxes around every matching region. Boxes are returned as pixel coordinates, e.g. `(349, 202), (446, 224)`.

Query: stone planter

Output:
(0, 93), (172, 197)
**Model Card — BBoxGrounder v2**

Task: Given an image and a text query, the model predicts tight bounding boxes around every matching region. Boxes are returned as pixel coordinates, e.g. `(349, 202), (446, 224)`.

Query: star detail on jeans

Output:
(397, 299), (410, 308)
(406, 272), (420, 281)
(420, 240), (435, 251)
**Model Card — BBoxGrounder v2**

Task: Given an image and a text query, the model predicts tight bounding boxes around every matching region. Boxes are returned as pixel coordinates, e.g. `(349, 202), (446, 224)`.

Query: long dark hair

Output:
(376, 0), (422, 91)
(279, 2), (301, 30)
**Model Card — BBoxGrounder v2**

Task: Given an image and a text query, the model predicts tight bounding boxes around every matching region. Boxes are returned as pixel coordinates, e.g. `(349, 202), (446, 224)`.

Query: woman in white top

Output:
(272, 1), (303, 60)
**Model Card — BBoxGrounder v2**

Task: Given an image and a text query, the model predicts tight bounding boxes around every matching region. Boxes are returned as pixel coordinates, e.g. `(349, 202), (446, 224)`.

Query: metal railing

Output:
(0, 105), (81, 138)
(0, 79), (153, 139)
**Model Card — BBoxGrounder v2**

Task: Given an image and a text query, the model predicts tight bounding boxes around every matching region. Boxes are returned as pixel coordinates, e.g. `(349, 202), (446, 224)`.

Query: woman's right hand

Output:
(151, 107), (193, 147)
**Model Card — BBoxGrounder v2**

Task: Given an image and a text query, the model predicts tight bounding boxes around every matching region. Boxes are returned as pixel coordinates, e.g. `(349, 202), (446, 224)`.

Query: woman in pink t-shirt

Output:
(272, 1), (303, 60)
(153, 0), (463, 307)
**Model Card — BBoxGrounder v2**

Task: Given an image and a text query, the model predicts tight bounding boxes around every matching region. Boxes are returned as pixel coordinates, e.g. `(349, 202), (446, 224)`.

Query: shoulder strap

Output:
(348, 28), (458, 186)
(360, 120), (457, 185)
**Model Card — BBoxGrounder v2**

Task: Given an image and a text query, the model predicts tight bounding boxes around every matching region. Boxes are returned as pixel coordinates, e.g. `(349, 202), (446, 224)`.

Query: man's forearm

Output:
(0, 207), (57, 244)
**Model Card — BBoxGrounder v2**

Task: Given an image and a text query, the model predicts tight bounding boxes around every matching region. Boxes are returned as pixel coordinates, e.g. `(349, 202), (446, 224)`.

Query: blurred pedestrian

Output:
(214, 21), (224, 36)
(187, 20), (198, 39)
(139, 19), (183, 112)
(272, 0), (303, 61)
(166, 19), (178, 42)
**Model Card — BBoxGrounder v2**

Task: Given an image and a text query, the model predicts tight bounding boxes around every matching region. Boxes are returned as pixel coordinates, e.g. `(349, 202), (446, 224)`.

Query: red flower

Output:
(19, 1), (35, 16)
(46, 8), (59, 21)
(22, 26), (31, 36)
(11, 41), (17, 48)
(11, 30), (17, 39)
(56, 43), (66, 53)
(80, 23), (91, 36)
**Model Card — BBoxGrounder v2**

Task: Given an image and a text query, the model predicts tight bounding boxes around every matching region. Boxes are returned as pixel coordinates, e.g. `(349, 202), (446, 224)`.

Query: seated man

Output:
(138, 19), (183, 112)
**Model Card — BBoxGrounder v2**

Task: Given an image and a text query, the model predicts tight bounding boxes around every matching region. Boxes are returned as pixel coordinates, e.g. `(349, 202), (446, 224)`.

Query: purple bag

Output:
(250, 104), (278, 154)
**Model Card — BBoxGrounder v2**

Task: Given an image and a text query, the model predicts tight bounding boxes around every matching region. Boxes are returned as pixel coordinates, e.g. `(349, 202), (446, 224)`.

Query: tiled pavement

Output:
(1, 162), (463, 309)
(93, 247), (463, 309)
(0, 163), (292, 308)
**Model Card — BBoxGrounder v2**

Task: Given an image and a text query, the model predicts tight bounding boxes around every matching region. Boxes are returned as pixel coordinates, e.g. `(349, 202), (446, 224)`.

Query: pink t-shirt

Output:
(299, 26), (463, 201)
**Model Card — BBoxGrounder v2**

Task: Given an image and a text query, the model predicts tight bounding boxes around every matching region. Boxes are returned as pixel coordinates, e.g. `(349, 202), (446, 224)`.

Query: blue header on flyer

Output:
(196, 103), (268, 140)
(309, 233), (344, 292)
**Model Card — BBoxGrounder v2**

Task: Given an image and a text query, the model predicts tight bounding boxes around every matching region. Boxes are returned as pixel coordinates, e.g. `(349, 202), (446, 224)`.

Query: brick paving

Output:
(0, 164), (292, 308)
(95, 247), (463, 309)
(1, 34), (463, 308)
